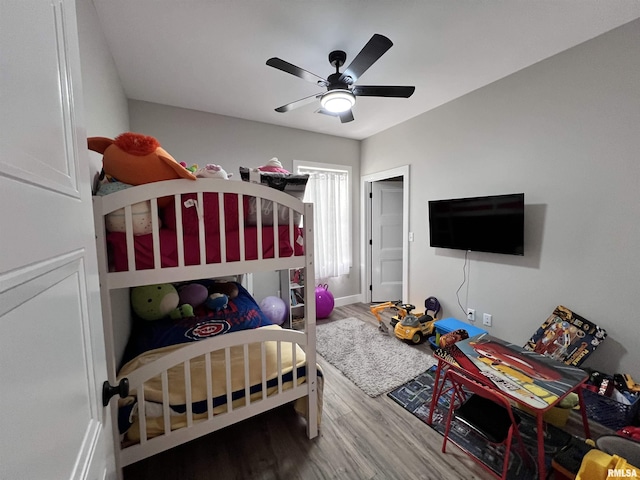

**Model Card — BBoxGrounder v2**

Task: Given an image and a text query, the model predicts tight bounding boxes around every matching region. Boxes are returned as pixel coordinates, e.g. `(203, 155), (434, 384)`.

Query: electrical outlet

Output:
(483, 313), (492, 327)
(467, 308), (475, 322)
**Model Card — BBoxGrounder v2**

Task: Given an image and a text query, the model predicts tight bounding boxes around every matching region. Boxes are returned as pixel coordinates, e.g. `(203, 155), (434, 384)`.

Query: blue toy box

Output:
(434, 317), (487, 345)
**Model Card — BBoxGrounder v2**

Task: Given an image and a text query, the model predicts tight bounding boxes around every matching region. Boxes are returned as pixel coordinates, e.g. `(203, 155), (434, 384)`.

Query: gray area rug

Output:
(316, 317), (438, 397)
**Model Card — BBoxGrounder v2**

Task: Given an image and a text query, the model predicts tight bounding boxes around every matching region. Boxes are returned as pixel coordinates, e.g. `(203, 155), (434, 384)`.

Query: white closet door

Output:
(0, 1), (114, 479)
(371, 180), (404, 302)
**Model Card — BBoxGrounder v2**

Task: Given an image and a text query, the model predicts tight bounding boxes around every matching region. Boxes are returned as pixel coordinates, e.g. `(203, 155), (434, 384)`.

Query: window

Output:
(294, 161), (352, 280)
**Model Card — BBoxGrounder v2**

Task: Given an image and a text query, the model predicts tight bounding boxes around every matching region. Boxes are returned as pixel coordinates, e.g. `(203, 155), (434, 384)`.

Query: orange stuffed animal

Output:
(88, 132), (196, 185)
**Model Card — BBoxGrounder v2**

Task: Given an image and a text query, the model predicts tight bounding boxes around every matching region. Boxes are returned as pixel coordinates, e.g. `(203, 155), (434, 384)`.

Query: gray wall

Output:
(128, 100), (362, 302)
(76, 0), (132, 364)
(362, 19), (640, 375)
(76, 0), (129, 180)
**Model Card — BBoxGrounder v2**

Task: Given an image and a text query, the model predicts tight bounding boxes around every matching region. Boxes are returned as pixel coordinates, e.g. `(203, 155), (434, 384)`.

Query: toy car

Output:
(471, 340), (562, 382)
(394, 313), (437, 344)
(369, 301), (417, 334)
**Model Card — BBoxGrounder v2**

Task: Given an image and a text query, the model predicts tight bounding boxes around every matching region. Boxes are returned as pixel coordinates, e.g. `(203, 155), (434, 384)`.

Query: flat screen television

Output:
(428, 193), (524, 255)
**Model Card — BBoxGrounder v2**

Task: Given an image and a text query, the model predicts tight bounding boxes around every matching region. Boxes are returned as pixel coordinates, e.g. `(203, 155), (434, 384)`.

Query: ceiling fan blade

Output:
(352, 85), (415, 98)
(316, 108), (355, 123)
(266, 57), (328, 86)
(339, 110), (355, 123)
(340, 34), (393, 84)
(275, 93), (321, 113)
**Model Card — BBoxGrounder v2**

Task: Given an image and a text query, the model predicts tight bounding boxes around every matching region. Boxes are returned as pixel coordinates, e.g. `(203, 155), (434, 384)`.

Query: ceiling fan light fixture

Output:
(320, 89), (355, 113)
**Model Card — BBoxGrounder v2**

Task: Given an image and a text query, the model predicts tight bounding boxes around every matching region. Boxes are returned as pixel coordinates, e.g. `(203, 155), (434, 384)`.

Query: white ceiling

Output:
(92, 1), (640, 140)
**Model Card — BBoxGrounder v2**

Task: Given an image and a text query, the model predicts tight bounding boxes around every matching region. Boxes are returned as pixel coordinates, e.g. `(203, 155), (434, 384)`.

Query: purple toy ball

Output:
(260, 296), (287, 325)
(178, 283), (208, 308)
(315, 284), (335, 319)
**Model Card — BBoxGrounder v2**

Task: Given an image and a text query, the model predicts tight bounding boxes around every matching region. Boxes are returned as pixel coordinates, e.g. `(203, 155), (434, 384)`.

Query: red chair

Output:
(440, 369), (528, 480)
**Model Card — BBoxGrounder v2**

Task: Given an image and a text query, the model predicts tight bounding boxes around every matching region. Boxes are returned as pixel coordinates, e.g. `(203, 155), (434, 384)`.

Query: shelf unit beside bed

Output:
(93, 178), (319, 475)
(279, 268), (306, 331)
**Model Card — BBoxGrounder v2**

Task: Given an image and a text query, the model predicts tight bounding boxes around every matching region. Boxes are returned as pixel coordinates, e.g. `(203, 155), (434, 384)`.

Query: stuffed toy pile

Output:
(131, 280), (240, 321)
(89, 132), (196, 185)
(90, 132), (197, 234)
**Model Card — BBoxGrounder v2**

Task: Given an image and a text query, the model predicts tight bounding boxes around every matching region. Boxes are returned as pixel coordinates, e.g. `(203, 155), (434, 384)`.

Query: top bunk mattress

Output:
(93, 179), (309, 277)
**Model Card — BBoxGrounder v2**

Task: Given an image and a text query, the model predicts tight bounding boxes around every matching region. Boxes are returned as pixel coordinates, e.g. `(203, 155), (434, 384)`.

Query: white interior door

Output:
(371, 180), (404, 302)
(0, 1), (114, 479)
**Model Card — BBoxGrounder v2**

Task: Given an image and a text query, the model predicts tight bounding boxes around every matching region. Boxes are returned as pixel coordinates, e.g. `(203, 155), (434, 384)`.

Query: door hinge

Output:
(369, 285), (372, 291)
(369, 192), (372, 198)
(369, 239), (372, 245)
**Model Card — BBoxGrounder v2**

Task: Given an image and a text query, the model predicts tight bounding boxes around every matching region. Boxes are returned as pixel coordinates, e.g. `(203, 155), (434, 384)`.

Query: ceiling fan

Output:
(266, 34), (415, 123)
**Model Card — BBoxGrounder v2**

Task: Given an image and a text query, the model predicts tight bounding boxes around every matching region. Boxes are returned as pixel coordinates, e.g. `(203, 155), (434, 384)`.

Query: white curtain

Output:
(299, 168), (351, 280)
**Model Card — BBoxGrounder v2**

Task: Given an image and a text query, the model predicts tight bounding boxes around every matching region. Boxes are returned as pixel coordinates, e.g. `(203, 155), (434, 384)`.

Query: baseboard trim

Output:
(334, 294), (362, 308)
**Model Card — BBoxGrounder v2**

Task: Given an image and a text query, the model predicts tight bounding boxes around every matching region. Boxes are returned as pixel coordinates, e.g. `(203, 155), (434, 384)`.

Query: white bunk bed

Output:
(93, 178), (319, 472)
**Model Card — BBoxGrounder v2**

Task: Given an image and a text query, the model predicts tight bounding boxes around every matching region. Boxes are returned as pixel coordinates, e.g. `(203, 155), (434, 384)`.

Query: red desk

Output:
(427, 334), (591, 480)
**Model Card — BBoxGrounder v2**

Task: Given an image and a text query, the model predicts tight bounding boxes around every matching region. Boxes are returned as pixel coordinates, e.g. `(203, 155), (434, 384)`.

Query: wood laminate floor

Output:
(123, 303), (610, 480)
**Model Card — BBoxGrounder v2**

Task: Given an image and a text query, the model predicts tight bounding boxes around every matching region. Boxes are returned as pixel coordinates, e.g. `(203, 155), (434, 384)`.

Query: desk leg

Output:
(576, 385), (592, 439)
(427, 360), (444, 425)
(536, 413), (546, 480)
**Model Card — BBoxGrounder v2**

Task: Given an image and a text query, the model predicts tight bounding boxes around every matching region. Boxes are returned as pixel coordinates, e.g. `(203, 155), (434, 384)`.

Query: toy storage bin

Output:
(582, 387), (639, 431)
(434, 317), (487, 345)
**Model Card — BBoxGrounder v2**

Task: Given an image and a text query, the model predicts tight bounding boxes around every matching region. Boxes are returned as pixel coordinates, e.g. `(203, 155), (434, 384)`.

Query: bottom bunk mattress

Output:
(116, 281), (321, 444)
(117, 327), (323, 443)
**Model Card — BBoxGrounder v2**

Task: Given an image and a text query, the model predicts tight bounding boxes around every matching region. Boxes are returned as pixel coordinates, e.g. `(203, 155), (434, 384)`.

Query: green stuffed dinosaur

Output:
(131, 283), (194, 321)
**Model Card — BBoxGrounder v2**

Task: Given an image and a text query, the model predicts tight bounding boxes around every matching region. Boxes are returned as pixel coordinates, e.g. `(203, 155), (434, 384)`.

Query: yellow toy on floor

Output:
(369, 297), (441, 345)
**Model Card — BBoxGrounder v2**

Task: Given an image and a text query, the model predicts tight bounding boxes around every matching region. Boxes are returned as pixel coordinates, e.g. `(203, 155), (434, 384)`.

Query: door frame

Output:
(361, 165), (410, 304)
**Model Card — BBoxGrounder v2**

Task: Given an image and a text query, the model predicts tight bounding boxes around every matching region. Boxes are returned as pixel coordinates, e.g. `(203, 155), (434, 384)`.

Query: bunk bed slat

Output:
(174, 194), (186, 268)
(243, 344), (250, 406)
(261, 343), (267, 400)
(217, 192), (226, 263)
(292, 342), (297, 385)
(272, 203), (279, 259)
(255, 197), (263, 261)
(184, 360), (193, 427)
(138, 383), (147, 445)
(161, 371), (171, 438)
(205, 353), (214, 420)
(224, 347), (232, 412)
(150, 198), (161, 270)
(277, 341), (282, 393)
(196, 192), (206, 265)
(125, 206), (135, 272)
(237, 194), (245, 262)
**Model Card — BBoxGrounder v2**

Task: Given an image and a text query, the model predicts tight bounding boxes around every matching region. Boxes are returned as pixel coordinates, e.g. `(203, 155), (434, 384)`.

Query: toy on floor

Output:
(370, 300), (415, 334)
(369, 296), (441, 344)
(395, 297), (441, 345)
(315, 284), (334, 319)
(523, 305), (607, 367)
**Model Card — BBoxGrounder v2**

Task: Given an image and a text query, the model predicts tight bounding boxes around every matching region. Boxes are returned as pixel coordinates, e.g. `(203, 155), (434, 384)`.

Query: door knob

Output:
(102, 378), (129, 407)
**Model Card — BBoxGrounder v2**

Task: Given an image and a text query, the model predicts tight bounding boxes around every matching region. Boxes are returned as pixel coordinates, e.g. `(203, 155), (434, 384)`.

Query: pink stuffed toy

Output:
(258, 158), (289, 174)
(195, 164), (233, 179)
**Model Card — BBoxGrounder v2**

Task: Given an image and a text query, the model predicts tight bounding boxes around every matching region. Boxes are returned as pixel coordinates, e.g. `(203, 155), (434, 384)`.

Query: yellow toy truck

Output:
(370, 297), (441, 344)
